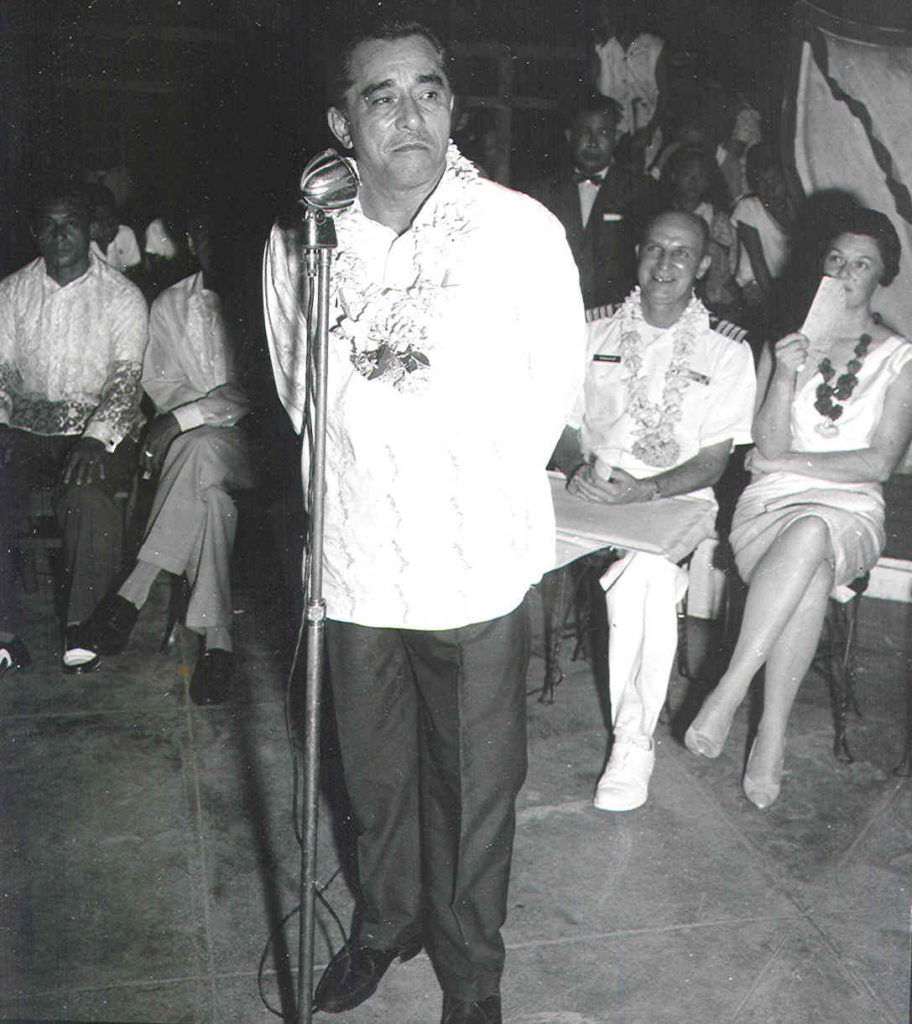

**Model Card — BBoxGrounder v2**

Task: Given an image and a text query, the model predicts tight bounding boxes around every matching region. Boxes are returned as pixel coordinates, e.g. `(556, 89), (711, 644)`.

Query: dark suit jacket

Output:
(536, 165), (659, 309)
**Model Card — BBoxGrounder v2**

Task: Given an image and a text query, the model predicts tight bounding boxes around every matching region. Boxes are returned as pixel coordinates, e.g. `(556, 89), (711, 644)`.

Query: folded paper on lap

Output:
(549, 471), (717, 568)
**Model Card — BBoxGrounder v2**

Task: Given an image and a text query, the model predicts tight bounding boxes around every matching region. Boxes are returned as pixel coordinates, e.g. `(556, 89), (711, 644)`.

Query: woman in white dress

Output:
(684, 208), (912, 808)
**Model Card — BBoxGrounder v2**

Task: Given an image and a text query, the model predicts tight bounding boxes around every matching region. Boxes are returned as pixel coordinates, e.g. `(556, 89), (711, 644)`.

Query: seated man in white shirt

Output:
(552, 210), (756, 811)
(90, 204), (253, 704)
(0, 182), (147, 675)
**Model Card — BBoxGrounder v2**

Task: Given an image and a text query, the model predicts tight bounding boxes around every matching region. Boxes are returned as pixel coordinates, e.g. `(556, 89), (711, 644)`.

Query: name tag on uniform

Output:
(602, 212), (624, 222)
(671, 367), (711, 385)
(593, 353), (621, 363)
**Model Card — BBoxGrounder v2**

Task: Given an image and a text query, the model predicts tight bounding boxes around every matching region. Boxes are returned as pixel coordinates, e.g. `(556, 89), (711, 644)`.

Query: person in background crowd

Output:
(715, 99), (763, 207)
(144, 208), (193, 297)
(89, 203), (253, 705)
(685, 208), (912, 809)
(537, 93), (657, 312)
(263, 19), (584, 1024)
(732, 143), (792, 321)
(551, 210), (756, 812)
(0, 183), (147, 675)
(589, 0), (666, 170)
(665, 145), (740, 315)
(86, 182), (143, 277)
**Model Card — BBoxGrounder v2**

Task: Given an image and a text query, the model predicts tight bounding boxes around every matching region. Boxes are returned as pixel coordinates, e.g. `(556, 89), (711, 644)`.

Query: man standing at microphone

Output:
(263, 19), (584, 1024)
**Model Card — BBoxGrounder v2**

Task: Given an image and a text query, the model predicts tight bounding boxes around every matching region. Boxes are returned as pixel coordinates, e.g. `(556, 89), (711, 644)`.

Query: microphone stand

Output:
(293, 150), (357, 1024)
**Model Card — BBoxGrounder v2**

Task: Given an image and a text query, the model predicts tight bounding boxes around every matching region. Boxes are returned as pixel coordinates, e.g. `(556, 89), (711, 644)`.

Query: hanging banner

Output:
(786, 1), (912, 338)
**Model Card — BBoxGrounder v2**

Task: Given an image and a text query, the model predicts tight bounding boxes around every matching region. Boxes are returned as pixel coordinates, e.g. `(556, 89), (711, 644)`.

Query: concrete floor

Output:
(1, 554), (911, 1024)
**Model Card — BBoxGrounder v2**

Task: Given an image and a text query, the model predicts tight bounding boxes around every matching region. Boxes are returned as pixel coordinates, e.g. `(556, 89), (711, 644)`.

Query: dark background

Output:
(2, 0), (910, 277)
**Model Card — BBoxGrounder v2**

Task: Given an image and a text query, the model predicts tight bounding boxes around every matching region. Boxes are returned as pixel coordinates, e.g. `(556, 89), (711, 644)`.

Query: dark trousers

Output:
(324, 599), (530, 1002)
(0, 430), (136, 633)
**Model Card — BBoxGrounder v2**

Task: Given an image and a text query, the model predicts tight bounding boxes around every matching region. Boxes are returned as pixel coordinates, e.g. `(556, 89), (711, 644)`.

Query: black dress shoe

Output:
(0, 636), (31, 679)
(441, 992), (502, 1024)
(313, 936), (422, 1014)
(62, 624), (100, 674)
(189, 649), (233, 706)
(90, 594), (139, 655)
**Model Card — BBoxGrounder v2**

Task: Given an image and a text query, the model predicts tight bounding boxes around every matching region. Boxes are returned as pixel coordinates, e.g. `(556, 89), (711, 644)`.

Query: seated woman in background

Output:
(684, 207), (912, 808)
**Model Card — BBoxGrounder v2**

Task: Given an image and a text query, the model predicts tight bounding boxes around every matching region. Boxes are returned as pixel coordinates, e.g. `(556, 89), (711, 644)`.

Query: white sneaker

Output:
(593, 739), (655, 812)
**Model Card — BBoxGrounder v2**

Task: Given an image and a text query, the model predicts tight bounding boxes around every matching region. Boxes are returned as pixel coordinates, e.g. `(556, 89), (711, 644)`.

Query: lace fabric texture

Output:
(0, 253), (147, 448)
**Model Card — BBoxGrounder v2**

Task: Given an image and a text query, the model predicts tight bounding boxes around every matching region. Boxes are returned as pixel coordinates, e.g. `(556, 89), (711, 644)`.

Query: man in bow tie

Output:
(537, 94), (658, 311)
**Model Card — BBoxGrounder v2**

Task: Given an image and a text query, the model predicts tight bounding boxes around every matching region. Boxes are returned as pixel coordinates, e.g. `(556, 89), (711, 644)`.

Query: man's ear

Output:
(327, 107), (353, 150)
(695, 253), (712, 281)
(89, 219), (101, 242)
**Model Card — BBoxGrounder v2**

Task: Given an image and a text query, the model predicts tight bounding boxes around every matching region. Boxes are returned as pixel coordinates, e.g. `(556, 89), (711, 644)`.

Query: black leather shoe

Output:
(90, 594), (139, 655)
(0, 636), (31, 679)
(189, 649), (233, 706)
(313, 937), (422, 1014)
(441, 993), (502, 1024)
(62, 624), (100, 674)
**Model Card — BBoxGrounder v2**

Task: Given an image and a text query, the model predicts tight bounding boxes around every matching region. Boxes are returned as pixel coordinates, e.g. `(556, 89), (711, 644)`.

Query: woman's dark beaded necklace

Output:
(814, 333), (872, 423)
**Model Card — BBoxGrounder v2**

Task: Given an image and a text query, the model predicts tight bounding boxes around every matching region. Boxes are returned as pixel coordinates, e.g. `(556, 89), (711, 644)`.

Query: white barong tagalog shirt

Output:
(144, 271), (248, 429)
(264, 147), (586, 630)
(0, 252), (147, 449)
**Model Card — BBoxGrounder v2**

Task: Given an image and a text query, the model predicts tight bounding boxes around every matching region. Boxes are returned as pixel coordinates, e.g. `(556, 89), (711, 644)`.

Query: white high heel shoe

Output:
(742, 737), (784, 809)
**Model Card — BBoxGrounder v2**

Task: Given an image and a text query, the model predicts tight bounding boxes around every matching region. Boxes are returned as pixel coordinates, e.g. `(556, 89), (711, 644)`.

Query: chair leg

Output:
(825, 596), (862, 764)
(540, 566), (571, 704)
(894, 670), (912, 777)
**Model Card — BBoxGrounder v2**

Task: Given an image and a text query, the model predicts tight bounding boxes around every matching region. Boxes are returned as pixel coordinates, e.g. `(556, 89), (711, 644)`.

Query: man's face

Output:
(637, 213), (710, 313)
(672, 156), (711, 204)
(328, 34), (453, 197)
(91, 203), (119, 249)
(567, 111), (616, 175)
(35, 200), (92, 278)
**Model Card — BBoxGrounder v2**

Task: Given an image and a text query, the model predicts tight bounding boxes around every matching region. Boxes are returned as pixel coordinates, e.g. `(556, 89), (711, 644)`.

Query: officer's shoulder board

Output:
(584, 303), (617, 323)
(708, 314), (749, 345)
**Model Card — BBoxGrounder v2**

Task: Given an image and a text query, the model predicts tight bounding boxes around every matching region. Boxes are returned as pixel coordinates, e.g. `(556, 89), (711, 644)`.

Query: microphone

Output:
(299, 149), (359, 212)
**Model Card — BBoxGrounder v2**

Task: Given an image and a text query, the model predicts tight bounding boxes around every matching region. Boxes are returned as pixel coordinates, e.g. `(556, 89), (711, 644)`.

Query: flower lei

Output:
(330, 142), (479, 393)
(617, 287), (709, 468)
(814, 333), (871, 423)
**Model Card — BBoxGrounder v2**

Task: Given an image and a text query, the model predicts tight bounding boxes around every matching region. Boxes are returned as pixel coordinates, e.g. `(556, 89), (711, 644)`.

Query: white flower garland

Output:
(330, 142), (480, 394)
(617, 286), (709, 468)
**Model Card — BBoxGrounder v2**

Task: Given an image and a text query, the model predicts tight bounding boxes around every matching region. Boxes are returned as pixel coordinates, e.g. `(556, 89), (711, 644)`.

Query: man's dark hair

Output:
(84, 182), (117, 214)
(641, 209), (710, 260)
(328, 19), (450, 110)
(30, 180), (93, 231)
(832, 206), (902, 286)
(566, 93), (623, 132)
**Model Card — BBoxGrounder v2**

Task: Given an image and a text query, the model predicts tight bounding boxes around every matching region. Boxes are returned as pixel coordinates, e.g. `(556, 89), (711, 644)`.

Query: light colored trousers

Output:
(601, 550), (690, 741)
(139, 425), (252, 631)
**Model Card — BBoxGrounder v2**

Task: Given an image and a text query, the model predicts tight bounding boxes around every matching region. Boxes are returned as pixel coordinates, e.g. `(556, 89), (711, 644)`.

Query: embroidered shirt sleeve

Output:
(82, 278), (148, 450)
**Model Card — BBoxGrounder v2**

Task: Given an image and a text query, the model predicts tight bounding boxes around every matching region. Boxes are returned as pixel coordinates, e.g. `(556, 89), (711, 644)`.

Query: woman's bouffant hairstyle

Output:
(831, 206), (901, 286)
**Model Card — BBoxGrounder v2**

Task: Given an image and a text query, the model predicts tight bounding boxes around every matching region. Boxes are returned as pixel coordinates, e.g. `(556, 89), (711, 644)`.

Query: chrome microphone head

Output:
(299, 149), (359, 211)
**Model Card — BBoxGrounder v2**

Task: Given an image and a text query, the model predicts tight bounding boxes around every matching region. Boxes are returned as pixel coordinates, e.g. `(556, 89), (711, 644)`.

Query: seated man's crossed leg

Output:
(91, 427), (252, 702)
